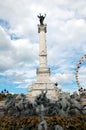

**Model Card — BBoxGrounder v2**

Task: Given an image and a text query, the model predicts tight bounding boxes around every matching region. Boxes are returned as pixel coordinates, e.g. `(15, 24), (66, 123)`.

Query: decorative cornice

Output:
(38, 24), (47, 33)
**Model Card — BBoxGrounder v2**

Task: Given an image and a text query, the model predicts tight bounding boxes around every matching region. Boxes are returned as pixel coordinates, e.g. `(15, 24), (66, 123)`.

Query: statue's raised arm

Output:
(37, 14), (46, 25)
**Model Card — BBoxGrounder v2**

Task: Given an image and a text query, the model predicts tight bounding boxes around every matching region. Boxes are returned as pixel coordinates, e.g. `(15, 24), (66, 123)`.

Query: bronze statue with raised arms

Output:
(37, 14), (46, 25)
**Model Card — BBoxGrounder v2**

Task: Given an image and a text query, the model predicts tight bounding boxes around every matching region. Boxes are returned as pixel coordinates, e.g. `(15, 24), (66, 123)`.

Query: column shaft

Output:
(38, 24), (47, 68)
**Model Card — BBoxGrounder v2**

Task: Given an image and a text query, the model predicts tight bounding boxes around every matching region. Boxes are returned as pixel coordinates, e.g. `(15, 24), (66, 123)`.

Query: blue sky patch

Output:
(0, 19), (10, 30)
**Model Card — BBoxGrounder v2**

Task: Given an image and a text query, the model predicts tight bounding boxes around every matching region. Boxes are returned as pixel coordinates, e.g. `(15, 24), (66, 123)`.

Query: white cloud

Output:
(0, 26), (12, 50)
(0, 27), (16, 71)
(16, 84), (29, 89)
(12, 39), (38, 64)
(0, 27), (39, 72)
(51, 72), (74, 84)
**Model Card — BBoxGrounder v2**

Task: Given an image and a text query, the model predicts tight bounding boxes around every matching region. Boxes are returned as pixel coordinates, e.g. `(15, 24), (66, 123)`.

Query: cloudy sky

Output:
(0, 0), (86, 94)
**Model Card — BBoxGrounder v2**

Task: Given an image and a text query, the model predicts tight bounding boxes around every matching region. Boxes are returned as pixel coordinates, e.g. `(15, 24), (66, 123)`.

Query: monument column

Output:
(38, 24), (47, 68)
(36, 14), (50, 83)
(27, 14), (60, 101)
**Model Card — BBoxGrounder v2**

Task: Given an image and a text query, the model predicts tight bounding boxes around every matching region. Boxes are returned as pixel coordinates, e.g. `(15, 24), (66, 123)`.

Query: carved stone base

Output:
(27, 82), (61, 101)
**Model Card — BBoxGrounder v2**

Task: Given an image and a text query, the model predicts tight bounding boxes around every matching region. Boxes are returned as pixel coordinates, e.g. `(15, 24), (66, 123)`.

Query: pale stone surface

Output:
(38, 25), (47, 68)
(27, 24), (60, 101)
(0, 101), (5, 116)
(27, 82), (60, 101)
(81, 97), (86, 106)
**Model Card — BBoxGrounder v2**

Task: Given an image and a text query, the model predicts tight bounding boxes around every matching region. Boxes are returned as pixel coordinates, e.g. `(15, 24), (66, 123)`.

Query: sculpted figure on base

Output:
(37, 14), (46, 25)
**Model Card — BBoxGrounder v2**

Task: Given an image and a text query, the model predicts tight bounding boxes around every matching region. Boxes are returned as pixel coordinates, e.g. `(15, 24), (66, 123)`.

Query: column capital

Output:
(38, 24), (47, 33)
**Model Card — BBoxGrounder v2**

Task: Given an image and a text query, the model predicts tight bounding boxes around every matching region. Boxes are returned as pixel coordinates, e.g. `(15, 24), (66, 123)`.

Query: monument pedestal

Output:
(27, 82), (60, 101)
(27, 67), (61, 101)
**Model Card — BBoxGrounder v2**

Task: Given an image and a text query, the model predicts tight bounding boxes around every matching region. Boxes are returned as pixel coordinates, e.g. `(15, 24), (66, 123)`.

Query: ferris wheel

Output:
(75, 54), (86, 94)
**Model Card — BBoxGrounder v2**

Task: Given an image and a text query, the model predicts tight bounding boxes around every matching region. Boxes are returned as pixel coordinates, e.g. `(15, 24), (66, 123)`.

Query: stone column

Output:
(38, 24), (47, 68)
(37, 24), (50, 83)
